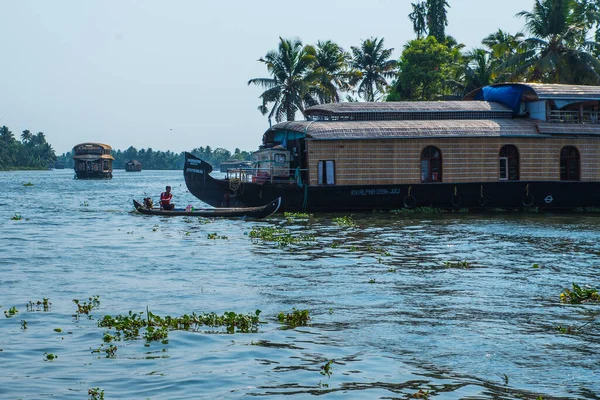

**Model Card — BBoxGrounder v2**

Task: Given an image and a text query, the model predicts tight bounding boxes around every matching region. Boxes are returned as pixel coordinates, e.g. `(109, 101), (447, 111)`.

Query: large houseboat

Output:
(184, 83), (600, 212)
(73, 142), (114, 179)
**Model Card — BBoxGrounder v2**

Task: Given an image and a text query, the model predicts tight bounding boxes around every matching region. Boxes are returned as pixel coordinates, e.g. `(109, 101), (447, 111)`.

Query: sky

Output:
(0, 0), (528, 155)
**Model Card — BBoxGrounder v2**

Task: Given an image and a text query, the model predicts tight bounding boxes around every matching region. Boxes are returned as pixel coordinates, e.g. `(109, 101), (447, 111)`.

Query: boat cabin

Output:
(125, 159), (142, 172)
(73, 142), (114, 179)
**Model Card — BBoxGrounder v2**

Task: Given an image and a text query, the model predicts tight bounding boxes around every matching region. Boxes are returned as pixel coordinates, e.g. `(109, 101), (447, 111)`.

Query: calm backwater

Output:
(1, 169), (600, 399)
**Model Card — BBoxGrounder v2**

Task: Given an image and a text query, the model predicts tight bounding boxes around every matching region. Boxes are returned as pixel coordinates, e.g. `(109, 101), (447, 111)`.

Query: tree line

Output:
(0, 126), (56, 170)
(249, 0), (600, 121)
(55, 146), (253, 170)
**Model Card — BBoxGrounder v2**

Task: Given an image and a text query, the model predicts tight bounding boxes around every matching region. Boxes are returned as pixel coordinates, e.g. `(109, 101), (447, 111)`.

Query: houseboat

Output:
(125, 159), (142, 172)
(73, 142), (114, 179)
(184, 83), (600, 212)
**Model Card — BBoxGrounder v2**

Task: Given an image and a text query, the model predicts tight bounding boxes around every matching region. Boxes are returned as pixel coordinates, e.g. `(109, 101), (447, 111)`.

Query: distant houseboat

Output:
(184, 83), (600, 212)
(73, 143), (114, 179)
(219, 159), (252, 173)
(125, 159), (142, 172)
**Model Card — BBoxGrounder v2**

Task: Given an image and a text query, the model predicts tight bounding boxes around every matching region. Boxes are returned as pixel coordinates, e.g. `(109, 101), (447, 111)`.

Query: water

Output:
(1, 169), (600, 399)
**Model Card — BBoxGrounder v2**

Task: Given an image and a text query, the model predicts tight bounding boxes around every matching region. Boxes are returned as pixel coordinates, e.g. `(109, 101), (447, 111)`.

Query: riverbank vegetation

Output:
(0, 127), (56, 170)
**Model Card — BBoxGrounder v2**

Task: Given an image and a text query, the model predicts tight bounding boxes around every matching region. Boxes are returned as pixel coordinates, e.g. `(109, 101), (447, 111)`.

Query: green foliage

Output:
(0, 126), (56, 170)
(277, 308), (310, 328)
(390, 37), (455, 101)
(73, 296), (101, 317)
(43, 352), (57, 361)
(22, 182), (34, 186)
(391, 206), (444, 214)
(88, 388), (105, 400)
(284, 212), (313, 222)
(333, 215), (356, 227)
(320, 360), (334, 378)
(4, 306), (18, 318)
(27, 298), (51, 312)
(11, 213), (22, 221)
(249, 226), (314, 247)
(350, 37), (397, 102)
(21, 320), (27, 330)
(207, 233), (228, 240)
(560, 283), (600, 304)
(444, 260), (471, 268)
(99, 309), (262, 343)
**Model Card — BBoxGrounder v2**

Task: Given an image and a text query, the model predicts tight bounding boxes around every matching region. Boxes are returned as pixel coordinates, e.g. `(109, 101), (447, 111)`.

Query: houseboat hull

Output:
(184, 153), (600, 212)
(75, 170), (113, 180)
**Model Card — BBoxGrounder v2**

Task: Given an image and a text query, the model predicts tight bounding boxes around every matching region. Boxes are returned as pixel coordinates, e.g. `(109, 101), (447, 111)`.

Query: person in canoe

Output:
(160, 186), (174, 210)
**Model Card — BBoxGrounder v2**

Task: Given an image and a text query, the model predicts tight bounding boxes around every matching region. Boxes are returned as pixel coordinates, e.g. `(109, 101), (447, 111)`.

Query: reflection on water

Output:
(1, 170), (599, 398)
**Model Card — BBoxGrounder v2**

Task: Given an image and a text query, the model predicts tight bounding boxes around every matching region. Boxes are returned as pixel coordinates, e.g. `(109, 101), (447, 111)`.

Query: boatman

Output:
(160, 186), (174, 210)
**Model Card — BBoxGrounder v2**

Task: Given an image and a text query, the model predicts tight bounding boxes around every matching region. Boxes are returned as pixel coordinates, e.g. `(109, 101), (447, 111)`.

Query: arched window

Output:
(560, 146), (580, 181)
(499, 145), (519, 180)
(421, 146), (442, 182)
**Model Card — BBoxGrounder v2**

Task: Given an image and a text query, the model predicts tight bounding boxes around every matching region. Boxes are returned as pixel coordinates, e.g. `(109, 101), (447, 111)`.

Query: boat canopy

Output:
(464, 83), (600, 113)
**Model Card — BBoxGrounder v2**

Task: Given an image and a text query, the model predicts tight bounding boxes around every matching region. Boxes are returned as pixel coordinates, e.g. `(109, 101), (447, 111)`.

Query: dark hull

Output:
(184, 152), (600, 212)
(132, 198), (281, 218)
(75, 171), (112, 179)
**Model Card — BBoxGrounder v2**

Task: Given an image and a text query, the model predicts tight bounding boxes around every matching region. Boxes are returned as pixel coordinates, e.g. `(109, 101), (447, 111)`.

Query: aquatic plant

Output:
(410, 389), (430, 399)
(27, 298), (51, 312)
(333, 215), (356, 227)
(249, 226), (314, 247)
(532, 263), (541, 269)
(392, 206), (444, 214)
(54, 328), (62, 333)
(11, 213), (22, 221)
(444, 260), (471, 268)
(284, 212), (313, 222)
(22, 182), (34, 186)
(73, 295), (101, 317)
(91, 344), (117, 358)
(98, 309), (263, 344)
(21, 320), (27, 330)
(88, 387), (105, 400)
(388, 267), (397, 273)
(320, 360), (334, 378)
(4, 306), (18, 318)
(559, 283), (600, 304)
(368, 278), (376, 283)
(207, 233), (228, 240)
(81, 201), (89, 207)
(277, 308), (310, 328)
(43, 352), (57, 361)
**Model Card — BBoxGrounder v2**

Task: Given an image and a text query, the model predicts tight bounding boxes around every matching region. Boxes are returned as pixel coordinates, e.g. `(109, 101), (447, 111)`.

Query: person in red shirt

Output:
(160, 186), (173, 210)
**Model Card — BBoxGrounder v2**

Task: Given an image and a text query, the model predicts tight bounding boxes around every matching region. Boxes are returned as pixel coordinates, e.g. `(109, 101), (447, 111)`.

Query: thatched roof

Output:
(464, 83), (600, 101)
(306, 101), (510, 114)
(73, 142), (112, 150)
(272, 119), (545, 140)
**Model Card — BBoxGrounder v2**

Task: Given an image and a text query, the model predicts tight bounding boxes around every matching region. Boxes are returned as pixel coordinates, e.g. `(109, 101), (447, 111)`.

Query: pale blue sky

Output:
(0, 0), (528, 154)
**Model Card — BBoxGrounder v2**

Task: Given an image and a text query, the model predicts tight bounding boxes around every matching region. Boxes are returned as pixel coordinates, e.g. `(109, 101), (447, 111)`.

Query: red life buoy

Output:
(92, 164), (98, 171)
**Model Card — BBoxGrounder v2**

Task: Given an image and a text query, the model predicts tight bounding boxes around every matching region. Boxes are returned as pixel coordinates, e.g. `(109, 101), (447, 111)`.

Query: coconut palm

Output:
(21, 129), (32, 144)
(409, 1), (428, 39)
(248, 37), (317, 122)
(508, 0), (600, 84)
(350, 37), (397, 102)
(426, 0), (450, 43)
(305, 40), (354, 104)
(482, 29), (525, 81)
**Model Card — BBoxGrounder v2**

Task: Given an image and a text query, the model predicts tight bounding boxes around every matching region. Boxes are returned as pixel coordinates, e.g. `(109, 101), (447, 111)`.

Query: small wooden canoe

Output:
(133, 197), (281, 219)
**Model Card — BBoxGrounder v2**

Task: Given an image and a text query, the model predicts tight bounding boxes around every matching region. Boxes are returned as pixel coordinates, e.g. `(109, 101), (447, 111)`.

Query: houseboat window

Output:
(560, 146), (580, 181)
(274, 154), (286, 164)
(318, 160), (335, 185)
(499, 145), (519, 180)
(420, 146), (442, 182)
(103, 160), (110, 171)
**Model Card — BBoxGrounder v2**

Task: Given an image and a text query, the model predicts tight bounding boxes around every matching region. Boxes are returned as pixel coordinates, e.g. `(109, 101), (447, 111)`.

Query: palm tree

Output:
(482, 29), (525, 81)
(508, 0), (600, 84)
(409, 1), (428, 39)
(21, 129), (32, 144)
(350, 37), (397, 102)
(248, 37), (316, 122)
(305, 40), (353, 104)
(426, 0), (450, 43)
(462, 48), (495, 95)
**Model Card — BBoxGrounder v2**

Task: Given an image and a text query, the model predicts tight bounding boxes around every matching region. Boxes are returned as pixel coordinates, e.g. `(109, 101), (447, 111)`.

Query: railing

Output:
(225, 167), (308, 184)
(549, 110), (600, 124)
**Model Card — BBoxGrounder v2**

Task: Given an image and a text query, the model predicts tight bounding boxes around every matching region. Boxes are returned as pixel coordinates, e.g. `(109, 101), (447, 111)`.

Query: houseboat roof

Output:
(272, 119), (549, 140)
(464, 83), (600, 101)
(306, 101), (511, 115)
(73, 142), (113, 150)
